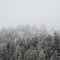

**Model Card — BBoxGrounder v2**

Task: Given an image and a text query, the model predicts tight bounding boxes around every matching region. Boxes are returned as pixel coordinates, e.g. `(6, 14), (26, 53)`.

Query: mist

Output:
(0, 0), (60, 30)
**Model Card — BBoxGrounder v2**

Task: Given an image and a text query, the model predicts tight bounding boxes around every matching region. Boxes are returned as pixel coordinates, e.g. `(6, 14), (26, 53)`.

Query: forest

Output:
(0, 25), (60, 60)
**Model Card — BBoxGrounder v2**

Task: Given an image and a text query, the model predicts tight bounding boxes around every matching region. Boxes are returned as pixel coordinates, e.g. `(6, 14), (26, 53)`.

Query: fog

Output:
(0, 1), (60, 60)
(0, 0), (60, 30)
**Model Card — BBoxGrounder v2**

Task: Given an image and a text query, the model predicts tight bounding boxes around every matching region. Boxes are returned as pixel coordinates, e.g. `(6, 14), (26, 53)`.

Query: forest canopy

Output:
(0, 25), (60, 60)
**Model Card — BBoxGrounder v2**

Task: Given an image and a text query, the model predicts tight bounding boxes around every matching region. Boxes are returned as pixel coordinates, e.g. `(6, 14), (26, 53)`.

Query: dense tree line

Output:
(0, 25), (60, 60)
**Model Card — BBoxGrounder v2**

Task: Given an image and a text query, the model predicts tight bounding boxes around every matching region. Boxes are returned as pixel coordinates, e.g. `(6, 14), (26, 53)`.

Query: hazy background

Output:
(0, 0), (60, 30)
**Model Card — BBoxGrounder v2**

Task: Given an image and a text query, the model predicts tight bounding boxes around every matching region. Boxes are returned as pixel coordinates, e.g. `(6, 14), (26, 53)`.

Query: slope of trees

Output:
(0, 25), (60, 60)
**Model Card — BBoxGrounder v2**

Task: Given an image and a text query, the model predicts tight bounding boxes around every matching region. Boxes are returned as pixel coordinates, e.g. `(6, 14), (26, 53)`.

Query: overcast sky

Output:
(0, 0), (60, 30)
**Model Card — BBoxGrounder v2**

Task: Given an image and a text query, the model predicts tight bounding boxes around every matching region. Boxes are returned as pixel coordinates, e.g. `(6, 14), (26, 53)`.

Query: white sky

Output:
(0, 0), (60, 30)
